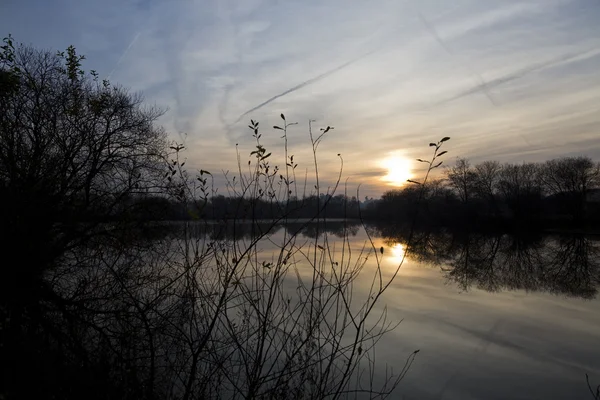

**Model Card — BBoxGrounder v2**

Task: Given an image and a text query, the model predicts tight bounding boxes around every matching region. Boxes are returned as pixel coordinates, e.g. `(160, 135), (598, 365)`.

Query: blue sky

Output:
(2, 0), (600, 197)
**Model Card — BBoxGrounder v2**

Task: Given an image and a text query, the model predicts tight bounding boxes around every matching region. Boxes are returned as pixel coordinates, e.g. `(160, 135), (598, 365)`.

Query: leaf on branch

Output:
(416, 158), (429, 163)
(437, 151), (447, 157)
(429, 142), (437, 147)
(433, 161), (443, 168)
(281, 113), (285, 120)
(440, 136), (451, 142)
(407, 179), (421, 185)
(273, 125), (283, 130)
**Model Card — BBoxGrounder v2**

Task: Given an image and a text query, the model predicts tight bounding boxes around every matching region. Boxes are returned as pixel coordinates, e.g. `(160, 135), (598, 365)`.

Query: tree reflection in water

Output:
(370, 224), (600, 299)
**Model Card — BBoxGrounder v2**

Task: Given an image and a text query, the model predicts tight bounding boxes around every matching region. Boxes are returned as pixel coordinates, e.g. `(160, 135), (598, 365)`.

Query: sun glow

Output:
(381, 156), (413, 187)
(390, 243), (405, 259)
(385, 242), (406, 265)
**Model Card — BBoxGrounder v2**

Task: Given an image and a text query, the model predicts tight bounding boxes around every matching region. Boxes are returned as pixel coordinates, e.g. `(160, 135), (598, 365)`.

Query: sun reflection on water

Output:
(387, 242), (406, 264)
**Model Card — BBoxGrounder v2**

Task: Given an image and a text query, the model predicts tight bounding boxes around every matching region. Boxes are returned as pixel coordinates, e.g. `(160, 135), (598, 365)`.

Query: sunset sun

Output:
(381, 156), (413, 187)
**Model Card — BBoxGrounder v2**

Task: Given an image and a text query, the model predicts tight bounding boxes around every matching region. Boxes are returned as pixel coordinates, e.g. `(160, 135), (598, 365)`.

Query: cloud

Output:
(437, 46), (600, 106)
(2, 0), (600, 197)
(231, 47), (379, 126)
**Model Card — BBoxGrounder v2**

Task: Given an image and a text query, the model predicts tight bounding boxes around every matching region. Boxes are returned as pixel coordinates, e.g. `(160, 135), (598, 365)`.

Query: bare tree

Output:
(474, 160), (502, 217)
(0, 38), (168, 398)
(497, 163), (543, 220)
(445, 157), (477, 204)
(539, 157), (600, 221)
(0, 40), (167, 292)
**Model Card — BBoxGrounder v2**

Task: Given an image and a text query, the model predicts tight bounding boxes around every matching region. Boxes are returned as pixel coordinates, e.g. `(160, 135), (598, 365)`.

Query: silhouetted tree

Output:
(539, 156), (600, 222)
(0, 41), (167, 290)
(474, 160), (502, 217)
(497, 163), (543, 221)
(0, 38), (168, 399)
(445, 158), (477, 204)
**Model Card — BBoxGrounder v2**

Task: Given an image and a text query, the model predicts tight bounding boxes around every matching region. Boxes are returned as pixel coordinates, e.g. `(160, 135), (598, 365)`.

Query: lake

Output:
(205, 220), (600, 399)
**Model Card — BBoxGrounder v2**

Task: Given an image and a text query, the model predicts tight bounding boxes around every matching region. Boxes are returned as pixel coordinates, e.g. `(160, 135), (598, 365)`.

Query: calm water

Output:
(208, 221), (600, 399)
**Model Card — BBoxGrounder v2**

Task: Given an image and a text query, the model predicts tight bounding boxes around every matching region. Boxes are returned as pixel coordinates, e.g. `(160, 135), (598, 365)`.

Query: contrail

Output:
(107, 31), (141, 79)
(437, 46), (600, 106)
(231, 49), (378, 126)
(418, 12), (497, 106)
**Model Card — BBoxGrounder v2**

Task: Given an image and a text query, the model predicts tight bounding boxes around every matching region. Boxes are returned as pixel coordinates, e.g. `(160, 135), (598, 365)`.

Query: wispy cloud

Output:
(232, 48), (379, 125)
(2, 0), (600, 196)
(438, 46), (600, 106)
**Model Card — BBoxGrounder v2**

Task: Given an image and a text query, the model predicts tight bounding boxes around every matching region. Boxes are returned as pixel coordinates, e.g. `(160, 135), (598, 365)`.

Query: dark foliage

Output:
(0, 38), (168, 399)
(365, 157), (600, 229)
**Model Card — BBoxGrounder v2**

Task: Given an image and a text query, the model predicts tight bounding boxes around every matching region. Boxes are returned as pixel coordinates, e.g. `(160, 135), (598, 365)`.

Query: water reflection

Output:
(176, 221), (600, 299)
(373, 225), (600, 299)
(388, 242), (406, 265)
(174, 219), (362, 241)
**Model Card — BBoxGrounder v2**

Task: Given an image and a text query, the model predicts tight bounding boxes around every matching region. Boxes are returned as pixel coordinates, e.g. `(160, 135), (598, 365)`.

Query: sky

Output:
(2, 0), (600, 197)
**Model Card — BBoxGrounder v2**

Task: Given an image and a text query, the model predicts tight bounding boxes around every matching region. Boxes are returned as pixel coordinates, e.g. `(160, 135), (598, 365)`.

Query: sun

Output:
(380, 156), (413, 187)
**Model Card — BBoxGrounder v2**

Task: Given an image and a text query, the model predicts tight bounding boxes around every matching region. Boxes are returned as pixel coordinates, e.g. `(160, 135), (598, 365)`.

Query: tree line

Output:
(129, 154), (600, 229)
(365, 157), (600, 228)
(124, 193), (363, 221)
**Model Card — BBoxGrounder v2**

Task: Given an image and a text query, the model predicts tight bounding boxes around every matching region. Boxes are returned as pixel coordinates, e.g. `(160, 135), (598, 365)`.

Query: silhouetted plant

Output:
(1, 36), (460, 400)
(147, 119), (445, 399)
(587, 374), (600, 400)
